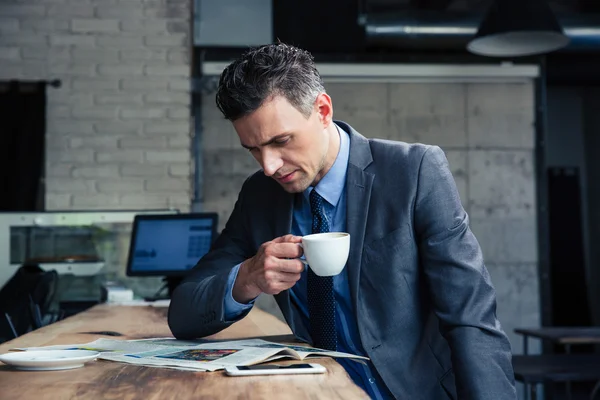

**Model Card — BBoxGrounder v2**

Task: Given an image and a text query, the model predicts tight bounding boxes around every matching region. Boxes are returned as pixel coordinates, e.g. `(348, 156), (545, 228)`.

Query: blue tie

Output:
(307, 189), (337, 351)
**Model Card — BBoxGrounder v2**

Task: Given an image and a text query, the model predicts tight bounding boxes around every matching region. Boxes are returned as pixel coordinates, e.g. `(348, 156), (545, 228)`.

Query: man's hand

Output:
(232, 234), (304, 303)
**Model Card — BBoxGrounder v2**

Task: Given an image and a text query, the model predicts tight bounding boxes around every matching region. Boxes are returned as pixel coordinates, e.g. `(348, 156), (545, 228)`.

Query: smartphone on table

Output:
(225, 363), (326, 376)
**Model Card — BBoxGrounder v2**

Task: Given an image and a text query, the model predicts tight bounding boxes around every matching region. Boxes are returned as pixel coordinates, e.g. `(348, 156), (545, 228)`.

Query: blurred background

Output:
(0, 0), (599, 398)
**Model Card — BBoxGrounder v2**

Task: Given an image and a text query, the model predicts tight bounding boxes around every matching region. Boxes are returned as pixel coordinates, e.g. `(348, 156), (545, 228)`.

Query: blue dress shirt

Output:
(223, 125), (391, 399)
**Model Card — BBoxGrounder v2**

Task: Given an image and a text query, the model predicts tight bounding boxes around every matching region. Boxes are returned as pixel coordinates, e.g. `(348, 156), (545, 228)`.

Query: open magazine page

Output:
(13, 337), (368, 371)
(98, 341), (299, 371)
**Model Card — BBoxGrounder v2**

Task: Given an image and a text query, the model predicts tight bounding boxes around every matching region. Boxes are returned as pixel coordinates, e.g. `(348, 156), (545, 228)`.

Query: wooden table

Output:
(0, 304), (368, 399)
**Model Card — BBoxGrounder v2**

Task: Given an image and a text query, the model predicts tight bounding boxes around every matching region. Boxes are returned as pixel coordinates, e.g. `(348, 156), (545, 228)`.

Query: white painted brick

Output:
(47, 120), (95, 135)
(201, 123), (236, 150)
(145, 150), (189, 163)
(98, 63), (144, 76)
(0, 18), (19, 33)
(120, 78), (168, 91)
(119, 49), (167, 61)
(97, 179), (144, 193)
(97, 36), (142, 48)
(95, 5), (145, 18)
(49, 92), (94, 107)
(72, 194), (120, 208)
(119, 137), (167, 148)
(22, 46), (69, 61)
(389, 115), (467, 148)
(45, 135), (70, 150)
(121, 164), (166, 177)
(47, 5), (94, 17)
(72, 106), (118, 120)
(144, 64), (188, 77)
(166, 21), (188, 34)
(0, 33), (48, 46)
(0, 62), (47, 79)
(72, 165), (120, 178)
(168, 136), (190, 148)
(46, 163), (74, 178)
(50, 35), (95, 46)
(73, 78), (119, 91)
(120, 107), (166, 119)
(1, 5), (45, 17)
(21, 19), (70, 33)
(95, 93), (143, 105)
(49, 62), (95, 77)
(169, 163), (191, 177)
(167, 49), (189, 64)
(168, 195), (191, 211)
(45, 193), (72, 210)
(145, 34), (188, 47)
(144, 92), (189, 105)
(145, 179), (189, 192)
(0, 47), (20, 61)
(47, 150), (94, 163)
(120, 193), (168, 208)
(168, 107), (190, 119)
(96, 149), (144, 163)
(120, 19), (169, 34)
(144, 122), (189, 135)
(94, 121), (141, 135)
(48, 105), (71, 119)
(167, 77), (190, 92)
(145, 6), (190, 18)
(72, 48), (119, 61)
(47, 178), (96, 193)
(71, 19), (120, 33)
(70, 136), (118, 149)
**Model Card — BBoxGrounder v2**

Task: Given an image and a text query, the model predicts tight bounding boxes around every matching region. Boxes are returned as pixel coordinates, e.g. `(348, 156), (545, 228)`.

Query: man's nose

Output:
(261, 149), (283, 177)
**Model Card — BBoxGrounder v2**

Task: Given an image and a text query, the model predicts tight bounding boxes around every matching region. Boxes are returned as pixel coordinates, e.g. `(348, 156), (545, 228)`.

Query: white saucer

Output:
(0, 350), (100, 371)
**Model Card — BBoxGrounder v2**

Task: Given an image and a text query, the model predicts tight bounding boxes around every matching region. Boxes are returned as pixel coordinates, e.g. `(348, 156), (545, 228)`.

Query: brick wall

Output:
(0, 0), (193, 212)
(201, 81), (539, 355)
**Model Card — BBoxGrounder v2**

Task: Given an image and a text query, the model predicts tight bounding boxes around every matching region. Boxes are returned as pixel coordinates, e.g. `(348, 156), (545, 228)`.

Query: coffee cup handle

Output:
(297, 243), (308, 266)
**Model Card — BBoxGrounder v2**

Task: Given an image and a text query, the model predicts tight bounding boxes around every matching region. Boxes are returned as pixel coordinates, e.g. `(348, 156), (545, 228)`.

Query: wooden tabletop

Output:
(0, 304), (368, 399)
(514, 327), (600, 344)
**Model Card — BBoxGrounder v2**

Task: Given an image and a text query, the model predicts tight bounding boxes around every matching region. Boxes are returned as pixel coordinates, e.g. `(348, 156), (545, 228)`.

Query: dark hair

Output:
(215, 43), (325, 121)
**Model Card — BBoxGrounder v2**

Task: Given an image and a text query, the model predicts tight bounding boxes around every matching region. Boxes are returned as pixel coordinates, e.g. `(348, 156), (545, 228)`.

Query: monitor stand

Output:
(144, 277), (183, 302)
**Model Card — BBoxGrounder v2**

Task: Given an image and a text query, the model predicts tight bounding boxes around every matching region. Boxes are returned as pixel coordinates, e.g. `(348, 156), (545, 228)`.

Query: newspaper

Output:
(14, 338), (368, 372)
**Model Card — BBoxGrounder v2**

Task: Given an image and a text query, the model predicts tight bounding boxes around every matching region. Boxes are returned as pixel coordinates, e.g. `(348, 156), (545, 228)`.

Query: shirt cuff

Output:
(223, 263), (256, 321)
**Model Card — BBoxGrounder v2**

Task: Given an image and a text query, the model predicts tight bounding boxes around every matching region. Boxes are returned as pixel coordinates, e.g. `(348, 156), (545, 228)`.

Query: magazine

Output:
(14, 338), (368, 372)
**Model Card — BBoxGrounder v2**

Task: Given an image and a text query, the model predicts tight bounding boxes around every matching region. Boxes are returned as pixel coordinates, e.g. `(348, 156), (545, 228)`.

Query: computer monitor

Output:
(125, 213), (218, 278)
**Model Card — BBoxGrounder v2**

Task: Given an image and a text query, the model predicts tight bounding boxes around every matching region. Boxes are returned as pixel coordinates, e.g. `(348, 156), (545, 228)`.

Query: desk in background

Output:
(0, 305), (368, 399)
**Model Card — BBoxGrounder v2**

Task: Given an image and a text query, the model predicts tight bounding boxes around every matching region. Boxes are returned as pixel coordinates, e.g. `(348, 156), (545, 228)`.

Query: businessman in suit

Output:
(168, 43), (517, 399)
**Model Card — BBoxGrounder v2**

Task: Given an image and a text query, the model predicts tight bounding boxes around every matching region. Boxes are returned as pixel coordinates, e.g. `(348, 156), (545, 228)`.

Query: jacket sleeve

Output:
(167, 177), (257, 339)
(414, 146), (517, 400)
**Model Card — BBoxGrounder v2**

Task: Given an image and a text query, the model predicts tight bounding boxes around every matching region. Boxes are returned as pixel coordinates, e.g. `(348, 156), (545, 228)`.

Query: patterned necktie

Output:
(307, 189), (337, 351)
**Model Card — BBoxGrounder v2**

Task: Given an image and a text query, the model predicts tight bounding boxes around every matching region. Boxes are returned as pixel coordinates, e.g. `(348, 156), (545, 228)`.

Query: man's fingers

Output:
(265, 257), (305, 274)
(265, 242), (303, 259)
(271, 234), (303, 244)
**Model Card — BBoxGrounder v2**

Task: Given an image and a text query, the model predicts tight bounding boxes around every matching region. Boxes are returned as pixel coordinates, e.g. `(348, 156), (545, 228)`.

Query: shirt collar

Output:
(305, 123), (350, 207)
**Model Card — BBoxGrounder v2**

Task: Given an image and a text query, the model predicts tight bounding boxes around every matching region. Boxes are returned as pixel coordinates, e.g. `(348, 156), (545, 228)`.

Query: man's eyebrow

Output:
(240, 133), (290, 149)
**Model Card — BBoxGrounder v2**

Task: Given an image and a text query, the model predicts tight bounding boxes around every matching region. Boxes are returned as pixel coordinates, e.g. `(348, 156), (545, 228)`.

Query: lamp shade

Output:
(467, 0), (570, 57)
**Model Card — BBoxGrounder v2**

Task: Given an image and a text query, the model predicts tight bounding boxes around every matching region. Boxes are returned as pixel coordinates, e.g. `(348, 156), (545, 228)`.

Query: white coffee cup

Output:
(299, 232), (350, 277)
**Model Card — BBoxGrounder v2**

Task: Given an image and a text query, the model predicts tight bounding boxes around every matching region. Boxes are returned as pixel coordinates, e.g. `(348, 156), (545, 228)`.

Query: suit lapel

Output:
(337, 121), (374, 312)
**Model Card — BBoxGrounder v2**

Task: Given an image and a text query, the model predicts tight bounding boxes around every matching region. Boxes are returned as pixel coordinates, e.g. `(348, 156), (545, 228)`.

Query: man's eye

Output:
(275, 138), (290, 145)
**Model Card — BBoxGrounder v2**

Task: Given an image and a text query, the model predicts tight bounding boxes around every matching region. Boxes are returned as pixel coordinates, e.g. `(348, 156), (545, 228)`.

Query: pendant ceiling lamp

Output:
(467, 0), (570, 57)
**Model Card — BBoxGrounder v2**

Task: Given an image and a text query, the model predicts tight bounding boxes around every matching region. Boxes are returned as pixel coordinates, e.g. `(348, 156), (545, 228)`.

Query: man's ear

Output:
(315, 93), (333, 127)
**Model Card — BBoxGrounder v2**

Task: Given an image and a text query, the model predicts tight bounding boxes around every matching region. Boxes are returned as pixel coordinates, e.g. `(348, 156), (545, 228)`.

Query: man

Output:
(168, 43), (517, 399)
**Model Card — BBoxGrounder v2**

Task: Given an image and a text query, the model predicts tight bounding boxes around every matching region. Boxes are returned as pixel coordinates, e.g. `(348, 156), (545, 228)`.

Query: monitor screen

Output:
(126, 213), (218, 277)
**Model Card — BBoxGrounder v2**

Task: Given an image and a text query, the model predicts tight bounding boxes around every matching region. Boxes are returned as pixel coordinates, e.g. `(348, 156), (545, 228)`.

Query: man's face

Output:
(232, 94), (333, 193)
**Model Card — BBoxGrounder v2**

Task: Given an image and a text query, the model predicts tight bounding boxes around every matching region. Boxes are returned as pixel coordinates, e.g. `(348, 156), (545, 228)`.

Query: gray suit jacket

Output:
(168, 121), (517, 400)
